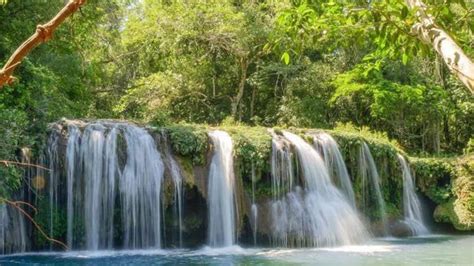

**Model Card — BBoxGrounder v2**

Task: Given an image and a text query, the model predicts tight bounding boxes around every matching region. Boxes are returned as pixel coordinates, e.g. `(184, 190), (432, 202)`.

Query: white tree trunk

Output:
(407, 0), (474, 94)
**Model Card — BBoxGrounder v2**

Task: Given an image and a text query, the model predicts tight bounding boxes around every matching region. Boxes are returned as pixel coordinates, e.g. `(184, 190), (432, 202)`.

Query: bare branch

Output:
(0, 0), (87, 88)
(1, 198), (68, 250)
(0, 160), (51, 171)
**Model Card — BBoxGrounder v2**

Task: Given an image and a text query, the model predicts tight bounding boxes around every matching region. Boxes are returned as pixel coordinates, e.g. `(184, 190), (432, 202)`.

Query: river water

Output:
(1, 235), (472, 265)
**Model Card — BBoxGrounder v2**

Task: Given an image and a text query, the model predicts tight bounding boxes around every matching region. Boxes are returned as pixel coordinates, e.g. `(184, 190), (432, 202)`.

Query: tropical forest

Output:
(0, 0), (473, 264)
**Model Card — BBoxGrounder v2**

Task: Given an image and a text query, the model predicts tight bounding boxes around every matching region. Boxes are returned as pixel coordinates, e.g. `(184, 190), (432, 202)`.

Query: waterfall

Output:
(120, 125), (164, 249)
(0, 204), (6, 254)
(66, 125), (80, 248)
(250, 162), (258, 246)
(103, 126), (119, 248)
(47, 130), (60, 250)
(207, 130), (236, 247)
(270, 131), (368, 247)
(398, 154), (429, 235)
(161, 130), (184, 248)
(359, 142), (389, 235)
(271, 135), (295, 200)
(270, 134), (296, 246)
(81, 124), (107, 250)
(0, 203), (27, 254)
(61, 121), (164, 250)
(170, 156), (183, 248)
(313, 133), (356, 207)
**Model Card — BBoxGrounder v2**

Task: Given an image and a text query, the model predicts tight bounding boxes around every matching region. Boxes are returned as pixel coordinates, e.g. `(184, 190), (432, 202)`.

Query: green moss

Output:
(410, 157), (454, 204)
(222, 125), (272, 178)
(433, 200), (472, 230)
(161, 178), (175, 208)
(434, 201), (455, 224)
(413, 155), (473, 231)
(450, 155), (474, 230)
(176, 155), (195, 187)
(331, 122), (402, 150)
(165, 124), (209, 165)
(217, 125), (273, 201)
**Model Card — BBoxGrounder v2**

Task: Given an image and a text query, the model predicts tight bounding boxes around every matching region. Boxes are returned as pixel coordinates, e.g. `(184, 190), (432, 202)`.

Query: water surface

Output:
(1, 235), (472, 265)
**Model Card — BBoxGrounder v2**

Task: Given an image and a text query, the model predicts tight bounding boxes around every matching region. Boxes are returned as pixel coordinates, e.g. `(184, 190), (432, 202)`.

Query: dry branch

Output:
(0, 160), (51, 171)
(1, 198), (68, 250)
(0, 0), (87, 88)
(0, 198), (69, 250)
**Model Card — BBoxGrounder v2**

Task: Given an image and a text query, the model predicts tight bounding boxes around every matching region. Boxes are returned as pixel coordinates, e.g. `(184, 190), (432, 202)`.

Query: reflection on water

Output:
(1, 235), (472, 265)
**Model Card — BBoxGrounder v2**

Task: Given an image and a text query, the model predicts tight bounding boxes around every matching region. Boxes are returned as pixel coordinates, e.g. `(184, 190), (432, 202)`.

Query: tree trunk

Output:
(406, 0), (474, 93)
(433, 122), (440, 154)
(231, 57), (248, 120)
(250, 85), (256, 118)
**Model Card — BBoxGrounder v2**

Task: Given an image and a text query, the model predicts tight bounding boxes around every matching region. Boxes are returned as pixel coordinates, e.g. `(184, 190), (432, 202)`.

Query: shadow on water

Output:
(379, 234), (466, 246)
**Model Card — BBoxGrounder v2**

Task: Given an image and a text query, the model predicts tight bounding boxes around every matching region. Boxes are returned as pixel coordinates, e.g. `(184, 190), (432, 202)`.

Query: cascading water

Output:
(3, 121), (436, 255)
(81, 124), (108, 250)
(66, 124), (80, 248)
(103, 126), (119, 248)
(207, 130), (236, 247)
(271, 135), (295, 199)
(47, 131), (60, 250)
(0, 204), (6, 253)
(250, 163), (258, 246)
(61, 121), (165, 250)
(270, 131), (368, 247)
(313, 133), (356, 207)
(120, 125), (164, 249)
(270, 134), (296, 246)
(398, 154), (429, 235)
(161, 130), (184, 248)
(359, 142), (389, 235)
(0, 203), (27, 254)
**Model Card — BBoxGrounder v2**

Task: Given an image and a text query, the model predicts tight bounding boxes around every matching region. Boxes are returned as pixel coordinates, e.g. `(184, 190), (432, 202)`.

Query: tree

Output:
(115, 0), (274, 122)
(274, 0), (474, 93)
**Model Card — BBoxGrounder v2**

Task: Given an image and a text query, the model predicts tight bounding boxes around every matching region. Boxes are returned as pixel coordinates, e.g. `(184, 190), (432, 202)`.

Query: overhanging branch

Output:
(0, 0), (87, 88)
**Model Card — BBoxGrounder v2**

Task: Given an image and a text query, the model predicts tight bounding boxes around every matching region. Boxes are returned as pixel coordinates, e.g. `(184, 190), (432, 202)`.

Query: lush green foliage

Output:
(412, 155), (474, 230)
(165, 124), (209, 165)
(449, 155), (474, 230)
(0, 0), (126, 197)
(0, 108), (29, 197)
(411, 157), (454, 204)
(0, 0), (472, 205)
